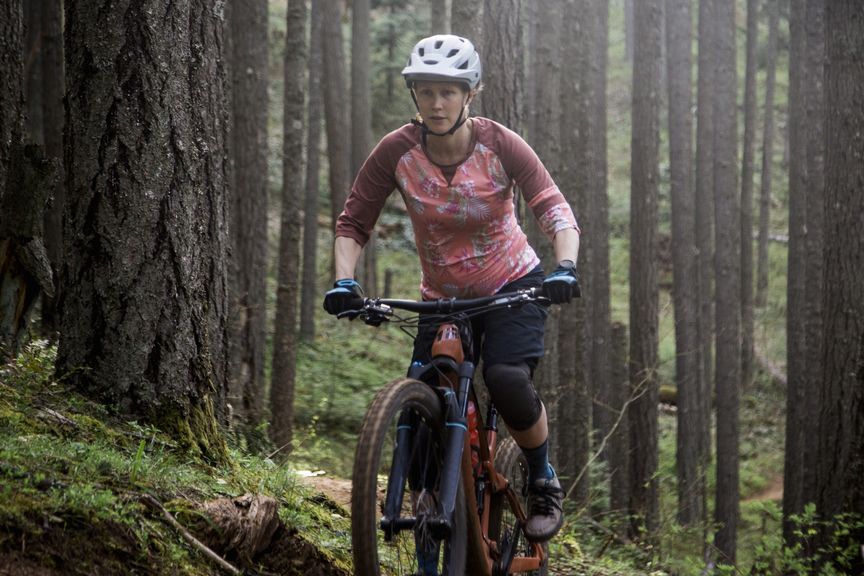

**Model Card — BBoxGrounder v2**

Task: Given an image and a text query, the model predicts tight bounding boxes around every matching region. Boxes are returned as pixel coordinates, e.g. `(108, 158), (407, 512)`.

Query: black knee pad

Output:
(483, 362), (542, 431)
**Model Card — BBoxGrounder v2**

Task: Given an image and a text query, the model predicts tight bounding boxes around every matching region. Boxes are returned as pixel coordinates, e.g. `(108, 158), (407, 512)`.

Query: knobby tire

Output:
(351, 378), (467, 576)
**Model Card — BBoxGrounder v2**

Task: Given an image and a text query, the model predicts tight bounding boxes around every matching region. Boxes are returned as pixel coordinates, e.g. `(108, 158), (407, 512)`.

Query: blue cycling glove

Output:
(323, 279), (364, 315)
(542, 261), (581, 304)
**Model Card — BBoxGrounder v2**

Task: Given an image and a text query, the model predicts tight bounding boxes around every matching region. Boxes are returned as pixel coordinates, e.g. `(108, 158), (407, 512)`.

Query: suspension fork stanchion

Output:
(381, 410), (415, 540)
(436, 361), (475, 537)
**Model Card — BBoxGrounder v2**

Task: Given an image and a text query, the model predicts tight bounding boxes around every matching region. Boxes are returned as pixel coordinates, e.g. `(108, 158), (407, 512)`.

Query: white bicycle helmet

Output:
(401, 34), (482, 89)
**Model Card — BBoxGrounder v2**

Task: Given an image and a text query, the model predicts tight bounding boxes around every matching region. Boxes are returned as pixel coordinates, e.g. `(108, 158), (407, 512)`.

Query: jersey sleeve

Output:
(484, 120), (580, 239)
(335, 126), (416, 246)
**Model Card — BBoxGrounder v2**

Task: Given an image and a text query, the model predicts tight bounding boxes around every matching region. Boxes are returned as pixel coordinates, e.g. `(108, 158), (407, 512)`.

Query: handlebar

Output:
(337, 287), (549, 326)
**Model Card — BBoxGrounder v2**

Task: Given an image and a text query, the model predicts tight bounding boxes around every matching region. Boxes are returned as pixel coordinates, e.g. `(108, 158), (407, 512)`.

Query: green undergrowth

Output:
(0, 341), (352, 576)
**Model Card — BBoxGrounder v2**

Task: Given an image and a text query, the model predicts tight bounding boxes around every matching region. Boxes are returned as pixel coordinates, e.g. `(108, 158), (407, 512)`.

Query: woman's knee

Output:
(483, 362), (542, 431)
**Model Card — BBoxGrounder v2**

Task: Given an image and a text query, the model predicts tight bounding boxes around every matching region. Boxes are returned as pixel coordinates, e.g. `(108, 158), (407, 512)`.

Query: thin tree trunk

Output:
(666, 0), (702, 527)
(60, 0), (230, 462)
(228, 0), (269, 444)
(525, 0), (564, 462)
(815, 3), (864, 570)
(740, 0), (759, 392)
(694, 0), (715, 533)
(558, 0), (591, 506)
(0, 1), (23, 189)
(351, 0), (376, 294)
(712, 0), (740, 562)
(782, 0), (809, 544)
(300, 0), (323, 341)
(608, 321), (630, 530)
(322, 0), (350, 244)
(756, 0), (779, 308)
(590, 0), (613, 467)
(271, 0), (308, 453)
(628, 0), (661, 539)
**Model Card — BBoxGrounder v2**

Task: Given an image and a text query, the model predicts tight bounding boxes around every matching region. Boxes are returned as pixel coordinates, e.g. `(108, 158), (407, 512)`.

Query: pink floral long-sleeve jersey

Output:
(336, 117), (579, 299)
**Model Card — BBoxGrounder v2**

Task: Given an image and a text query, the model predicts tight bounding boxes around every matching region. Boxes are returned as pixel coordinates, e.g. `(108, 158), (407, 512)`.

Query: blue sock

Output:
(521, 440), (554, 482)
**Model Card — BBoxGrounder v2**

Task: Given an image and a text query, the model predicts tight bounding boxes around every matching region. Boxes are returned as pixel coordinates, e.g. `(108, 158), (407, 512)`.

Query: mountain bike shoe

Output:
(524, 470), (565, 542)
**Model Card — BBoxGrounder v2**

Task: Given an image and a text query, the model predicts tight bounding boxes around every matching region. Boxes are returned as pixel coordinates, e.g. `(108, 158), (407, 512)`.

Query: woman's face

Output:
(412, 81), (472, 132)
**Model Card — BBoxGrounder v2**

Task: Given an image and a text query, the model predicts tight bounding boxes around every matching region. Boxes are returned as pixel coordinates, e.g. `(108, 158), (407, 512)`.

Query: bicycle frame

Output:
(402, 323), (546, 575)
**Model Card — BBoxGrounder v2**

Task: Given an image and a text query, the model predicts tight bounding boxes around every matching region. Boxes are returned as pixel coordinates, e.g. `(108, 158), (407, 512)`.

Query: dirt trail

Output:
(745, 474), (784, 502)
(302, 475), (354, 510)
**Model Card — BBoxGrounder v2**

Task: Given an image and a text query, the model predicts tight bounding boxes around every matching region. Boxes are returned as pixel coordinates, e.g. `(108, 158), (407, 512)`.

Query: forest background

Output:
(0, 0), (862, 574)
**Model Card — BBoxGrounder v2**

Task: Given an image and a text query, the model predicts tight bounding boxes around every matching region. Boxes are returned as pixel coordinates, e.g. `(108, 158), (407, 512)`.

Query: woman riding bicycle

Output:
(323, 34), (580, 543)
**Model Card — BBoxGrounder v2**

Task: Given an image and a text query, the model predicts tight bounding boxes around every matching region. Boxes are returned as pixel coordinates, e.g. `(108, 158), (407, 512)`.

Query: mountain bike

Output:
(343, 288), (551, 576)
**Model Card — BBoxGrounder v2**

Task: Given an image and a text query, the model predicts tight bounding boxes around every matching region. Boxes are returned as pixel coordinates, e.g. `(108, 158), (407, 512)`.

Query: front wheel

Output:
(351, 378), (467, 576)
(488, 438), (549, 576)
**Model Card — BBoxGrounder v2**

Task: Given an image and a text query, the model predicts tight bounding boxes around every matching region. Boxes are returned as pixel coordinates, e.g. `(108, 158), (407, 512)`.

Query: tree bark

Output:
(666, 0), (702, 527)
(756, 0), (779, 308)
(228, 0), (269, 445)
(628, 0), (661, 539)
(815, 4), (864, 570)
(59, 0), (230, 463)
(0, 0), (24, 190)
(740, 0), (759, 392)
(23, 1), (42, 145)
(271, 0), (308, 453)
(300, 0), (323, 341)
(450, 0), (482, 47)
(712, 0), (740, 562)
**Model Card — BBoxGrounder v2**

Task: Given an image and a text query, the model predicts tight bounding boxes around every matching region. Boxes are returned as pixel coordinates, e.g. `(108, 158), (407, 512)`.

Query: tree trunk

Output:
(740, 0), (759, 392)
(39, 0), (64, 338)
(782, 0), (809, 544)
(271, 0), (308, 454)
(694, 0), (715, 523)
(802, 0), (825, 519)
(59, 0), (230, 463)
(756, 0), (779, 308)
(815, 4), (864, 570)
(712, 0), (740, 562)
(450, 0), (482, 46)
(590, 0), (613, 470)
(608, 321), (630, 530)
(557, 0), (590, 506)
(623, 0), (633, 63)
(300, 0), (323, 341)
(480, 0), (522, 131)
(524, 0), (564, 463)
(228, 0), (269, 446)
(351, 0), (376, 295)
(666, 0), (702, 527)
(322, 0), (351, 244)
(430, 0), (448, 33)
(628, 0), (661, 539)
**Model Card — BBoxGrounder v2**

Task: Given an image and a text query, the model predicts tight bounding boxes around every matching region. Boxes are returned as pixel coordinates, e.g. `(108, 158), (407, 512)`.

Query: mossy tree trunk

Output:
(59, 0), (230, 463)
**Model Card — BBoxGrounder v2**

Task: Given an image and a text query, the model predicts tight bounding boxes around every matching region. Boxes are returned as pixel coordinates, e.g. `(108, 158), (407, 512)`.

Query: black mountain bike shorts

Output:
(410, 265), (548, 373)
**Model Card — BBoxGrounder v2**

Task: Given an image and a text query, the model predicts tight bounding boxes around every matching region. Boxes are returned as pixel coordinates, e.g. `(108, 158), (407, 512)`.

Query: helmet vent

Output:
(435, 40), (444, 49)
(419, 48), (425, 57)
(447, 49), (459, 58)
(457, 60), (468, 70)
